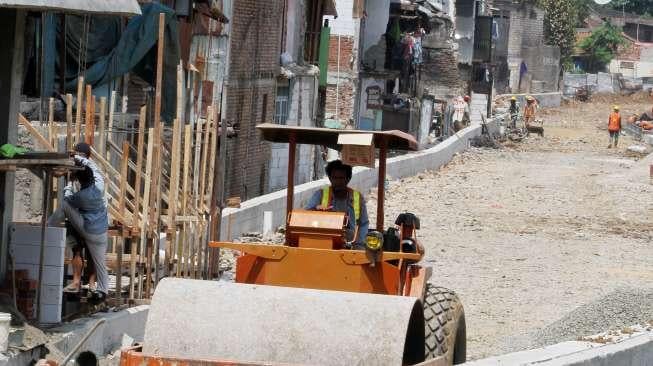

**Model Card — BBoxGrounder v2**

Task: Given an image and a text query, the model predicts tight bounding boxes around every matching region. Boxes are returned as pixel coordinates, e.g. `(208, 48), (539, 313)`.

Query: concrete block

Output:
(11, 243), (65, 266)
(9, 223), (66, 245)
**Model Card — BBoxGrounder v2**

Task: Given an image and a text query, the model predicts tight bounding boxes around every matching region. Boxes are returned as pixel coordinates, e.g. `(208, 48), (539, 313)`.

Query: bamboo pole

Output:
(98, 97), (107, 157)
(66, 94), (73, 151)
(74, 77), (84, 143)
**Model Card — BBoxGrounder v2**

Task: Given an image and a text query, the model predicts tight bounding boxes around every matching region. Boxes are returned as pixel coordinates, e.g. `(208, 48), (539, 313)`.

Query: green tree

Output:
(578, 22), (626, 72)
(540, 0), (578, 68)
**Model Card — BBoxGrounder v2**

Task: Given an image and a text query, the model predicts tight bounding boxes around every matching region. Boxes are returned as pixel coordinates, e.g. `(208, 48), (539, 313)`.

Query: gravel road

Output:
(367, 96), (653, 360)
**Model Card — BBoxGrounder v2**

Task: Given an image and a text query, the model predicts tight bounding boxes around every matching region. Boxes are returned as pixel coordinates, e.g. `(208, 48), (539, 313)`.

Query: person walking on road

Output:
(608, 105), (622, 148)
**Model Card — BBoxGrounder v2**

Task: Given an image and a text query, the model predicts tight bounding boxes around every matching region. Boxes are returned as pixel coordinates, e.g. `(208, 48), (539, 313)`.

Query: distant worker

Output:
(305, 160), (369, 248)
(509, 96), (520, 128)
(627, 106), (653, 131)
(48, 143), (108, 303)
(451, 96), (471, 132)
(523, 96), (537, 127)
(607, 106), (622, 148)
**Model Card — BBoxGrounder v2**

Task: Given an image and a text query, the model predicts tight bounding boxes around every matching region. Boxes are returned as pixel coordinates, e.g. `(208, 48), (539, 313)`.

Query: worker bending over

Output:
(607, 106), (622, 148)
(305, 160), (369, 248)
(48, 143), (108, 302)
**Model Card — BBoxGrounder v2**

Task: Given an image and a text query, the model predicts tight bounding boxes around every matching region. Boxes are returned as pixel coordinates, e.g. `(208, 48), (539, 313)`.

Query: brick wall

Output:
(325, 34), (356, 121)
(327, 35), (354, 72)
(325, 80), (356, 121)
(225, 0), (284, 200)
(420, 47), (464, 98)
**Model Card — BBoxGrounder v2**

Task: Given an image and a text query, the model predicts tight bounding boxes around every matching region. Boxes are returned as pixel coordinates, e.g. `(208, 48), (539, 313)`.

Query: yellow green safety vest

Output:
(321, 187), (361, 222)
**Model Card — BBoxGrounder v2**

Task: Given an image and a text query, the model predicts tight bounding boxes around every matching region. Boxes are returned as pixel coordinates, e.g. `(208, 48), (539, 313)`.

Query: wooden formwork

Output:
(18, 14), (222, 301)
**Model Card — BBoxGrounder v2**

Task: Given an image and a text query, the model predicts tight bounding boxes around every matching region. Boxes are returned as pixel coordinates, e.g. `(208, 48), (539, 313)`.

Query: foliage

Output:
(539, 0), (578, 68)
(578, 22), (626, 73)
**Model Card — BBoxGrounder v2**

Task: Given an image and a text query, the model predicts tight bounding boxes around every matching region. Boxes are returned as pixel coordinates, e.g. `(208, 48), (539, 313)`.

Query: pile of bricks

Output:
(0, 269), (35, 320)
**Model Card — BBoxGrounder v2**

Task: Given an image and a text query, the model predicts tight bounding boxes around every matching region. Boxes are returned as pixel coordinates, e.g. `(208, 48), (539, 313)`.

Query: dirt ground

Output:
(368, 94), (653, 360)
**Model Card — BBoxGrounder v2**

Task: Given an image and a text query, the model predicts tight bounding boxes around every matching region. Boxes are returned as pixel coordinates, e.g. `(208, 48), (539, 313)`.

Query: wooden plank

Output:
(166, 118), (182, 275)
(107, 90), (117, 160)
(119, 140), (130, 217)
(178, 124), (192, 277)
(74, 77), (84, 143)
(18, 114), (54, 152)
(98, 97), (107, 157)
(84, 85), (92, 143)
(192, 119), (203, 207)
(130, 107), (146, 300)
(136, 128), (154, 299)
(141, 12), (165, 297)
(89, 147), (136, 197)
(177, 62), (184, 122)
(66, 94), (73, 151)
(205, 108), (218, 213)
(198, 107), (211, 213)
(84, 95), (95, 146)
(132, 106), (146, 230)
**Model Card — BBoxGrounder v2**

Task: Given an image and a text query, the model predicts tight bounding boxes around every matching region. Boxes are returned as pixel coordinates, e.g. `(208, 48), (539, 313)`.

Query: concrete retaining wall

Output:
(219, 122), (492, 240)
(464, 330), (653, 365)
(48, 305), (149, 359)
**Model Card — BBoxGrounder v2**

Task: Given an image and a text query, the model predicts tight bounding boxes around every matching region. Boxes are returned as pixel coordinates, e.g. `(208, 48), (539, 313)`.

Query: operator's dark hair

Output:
(72, 162), (95, 188)
(325, 159), (352, 181)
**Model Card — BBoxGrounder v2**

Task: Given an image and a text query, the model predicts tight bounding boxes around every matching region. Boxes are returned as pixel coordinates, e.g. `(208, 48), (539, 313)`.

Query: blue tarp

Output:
(64, 3), (180, 123)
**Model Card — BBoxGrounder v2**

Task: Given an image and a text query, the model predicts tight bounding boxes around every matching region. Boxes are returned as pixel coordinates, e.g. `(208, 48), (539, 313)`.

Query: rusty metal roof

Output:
(0, 0), (141, 16)
(256, 123), (419, 151)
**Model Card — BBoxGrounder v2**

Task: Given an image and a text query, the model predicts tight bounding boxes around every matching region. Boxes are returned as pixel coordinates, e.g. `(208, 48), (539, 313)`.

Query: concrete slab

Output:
(464, 330), (653, 366)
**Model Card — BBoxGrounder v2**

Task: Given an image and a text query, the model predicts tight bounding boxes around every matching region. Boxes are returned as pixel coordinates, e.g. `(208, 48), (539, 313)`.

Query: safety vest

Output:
(320, 187), (361, 222)
(608, 112), (621, 132)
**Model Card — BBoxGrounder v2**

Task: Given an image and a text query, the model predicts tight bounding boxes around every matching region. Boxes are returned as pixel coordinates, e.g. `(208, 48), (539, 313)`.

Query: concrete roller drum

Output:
(144, 278), (426, 365)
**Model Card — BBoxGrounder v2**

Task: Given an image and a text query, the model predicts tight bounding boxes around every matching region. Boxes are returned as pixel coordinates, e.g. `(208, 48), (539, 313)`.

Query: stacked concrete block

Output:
(10, 223), (66, 324)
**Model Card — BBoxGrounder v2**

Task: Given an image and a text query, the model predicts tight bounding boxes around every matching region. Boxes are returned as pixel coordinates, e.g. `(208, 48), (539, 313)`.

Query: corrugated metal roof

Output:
(0, 0), (141, 16)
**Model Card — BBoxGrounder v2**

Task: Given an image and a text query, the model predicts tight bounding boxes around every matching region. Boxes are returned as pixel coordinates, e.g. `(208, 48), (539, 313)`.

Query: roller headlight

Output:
(365, 231), (383, 251)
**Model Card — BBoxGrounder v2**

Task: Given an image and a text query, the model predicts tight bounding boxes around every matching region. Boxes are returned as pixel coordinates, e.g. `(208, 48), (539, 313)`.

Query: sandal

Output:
(63, 283), (81, 293)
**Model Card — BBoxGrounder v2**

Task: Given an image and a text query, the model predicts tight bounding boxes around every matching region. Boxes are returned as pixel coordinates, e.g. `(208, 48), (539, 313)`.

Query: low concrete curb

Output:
(219, 122), (494, 241)
(47, 305), (149, 359)
(464, 330), (653, 366)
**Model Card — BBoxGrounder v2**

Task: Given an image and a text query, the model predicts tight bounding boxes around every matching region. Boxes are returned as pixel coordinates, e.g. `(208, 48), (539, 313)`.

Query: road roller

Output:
(121, 124), (466, 366)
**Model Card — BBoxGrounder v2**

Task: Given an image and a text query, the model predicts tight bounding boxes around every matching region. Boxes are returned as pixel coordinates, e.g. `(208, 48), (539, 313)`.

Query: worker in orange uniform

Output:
(305, 160), (369, 248)
(607, 105), (622, 148)
(523, 96), (537, 127)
